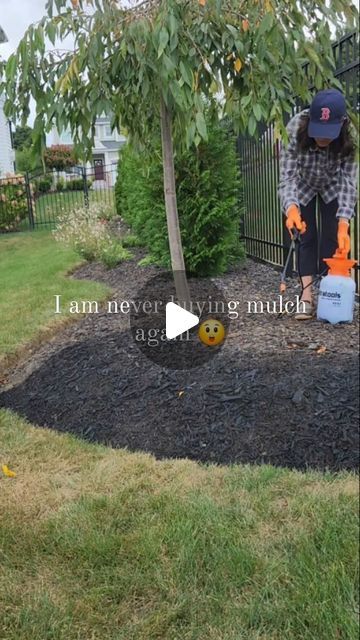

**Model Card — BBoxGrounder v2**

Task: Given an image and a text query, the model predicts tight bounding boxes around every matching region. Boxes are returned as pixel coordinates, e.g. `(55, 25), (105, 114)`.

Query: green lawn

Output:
(0, 231), (359, 640)
(0, 230), (111, 369)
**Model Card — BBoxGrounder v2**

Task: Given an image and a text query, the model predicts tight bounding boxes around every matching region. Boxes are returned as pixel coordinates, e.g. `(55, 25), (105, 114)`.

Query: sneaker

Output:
(294, 300), (315, 320)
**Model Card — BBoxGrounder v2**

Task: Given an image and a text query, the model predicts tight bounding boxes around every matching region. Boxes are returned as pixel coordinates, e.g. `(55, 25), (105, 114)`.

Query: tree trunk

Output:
(160, 95), (190, 309)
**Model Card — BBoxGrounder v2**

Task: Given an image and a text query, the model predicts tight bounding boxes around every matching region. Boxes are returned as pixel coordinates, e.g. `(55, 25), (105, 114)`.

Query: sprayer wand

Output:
(280, 227), (300, 293)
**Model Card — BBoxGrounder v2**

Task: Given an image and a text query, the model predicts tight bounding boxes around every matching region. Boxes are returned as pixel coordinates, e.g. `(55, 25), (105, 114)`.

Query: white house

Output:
(0, 26), (15, 177)
(48, 116), (126, 187)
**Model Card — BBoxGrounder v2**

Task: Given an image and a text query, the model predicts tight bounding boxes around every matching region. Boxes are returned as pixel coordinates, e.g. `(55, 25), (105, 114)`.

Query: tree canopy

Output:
(44, 144), (78, 170)
(0, 0), (357, 160)
(13, 125), (33, 150)
(0, 0), (357, 304)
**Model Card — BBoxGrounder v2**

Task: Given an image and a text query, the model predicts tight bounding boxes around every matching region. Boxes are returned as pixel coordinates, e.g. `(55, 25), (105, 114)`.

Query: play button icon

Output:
(129, 271), (229, 369)
(166, 302), (199, 340)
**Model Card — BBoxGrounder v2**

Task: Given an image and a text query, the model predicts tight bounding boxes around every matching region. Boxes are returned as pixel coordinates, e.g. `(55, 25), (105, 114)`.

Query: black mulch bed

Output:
(1, 247), (359, 472)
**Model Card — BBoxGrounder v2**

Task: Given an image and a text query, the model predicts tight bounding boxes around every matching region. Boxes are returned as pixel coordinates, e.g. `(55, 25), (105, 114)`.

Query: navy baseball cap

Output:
(308, 89), (346, 140)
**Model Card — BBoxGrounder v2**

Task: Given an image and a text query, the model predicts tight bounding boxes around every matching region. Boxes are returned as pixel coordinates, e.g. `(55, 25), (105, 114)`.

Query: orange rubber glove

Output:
(337, 220), (351, 256)
(285, 204), (307, 238)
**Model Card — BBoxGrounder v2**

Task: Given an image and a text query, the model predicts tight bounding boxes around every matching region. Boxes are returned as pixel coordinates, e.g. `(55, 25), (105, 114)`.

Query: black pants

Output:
(296, 195), (339, 277)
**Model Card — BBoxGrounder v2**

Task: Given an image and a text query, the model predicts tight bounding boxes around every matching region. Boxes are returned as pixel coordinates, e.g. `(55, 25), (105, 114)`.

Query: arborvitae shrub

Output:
(115, 115), (244, 276)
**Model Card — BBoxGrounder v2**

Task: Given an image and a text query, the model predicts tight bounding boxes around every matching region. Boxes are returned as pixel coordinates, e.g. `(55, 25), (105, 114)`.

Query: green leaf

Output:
(266, 50), (277, 66)
(226, 24), (239, 40)
(158, 27), (169, 58)
(45, 0), (53, 19)
(253, 104), (262, 122)
(195, 111), (207, 140)
(258, 11), (273, 37)
(307, 47), (322, 70)
(194, 93), (204, 111)
(120, 39), (127, 58)
(248, 114), (257, 137)
(170, 32), (178, 52)
(186, 121), (196, 148)
(35, 25), (45, 52)
(314, 70), (323, 90)
(46, 22), (57, 46)
(168, 13), (177, 39)
(169, 80), (184, 108)
(5, 54), (17, 82)
(142, 75), (150, 98)
(235, 40), (244, 54)
(240, 94), (252, 108)
(261, 104), (268, 119)
(179, 60), (193, 88)
(163, 54), (176, 73)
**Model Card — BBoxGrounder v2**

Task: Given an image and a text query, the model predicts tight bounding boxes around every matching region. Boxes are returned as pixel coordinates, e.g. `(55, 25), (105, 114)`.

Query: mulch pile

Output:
(1, 244), (359, 472)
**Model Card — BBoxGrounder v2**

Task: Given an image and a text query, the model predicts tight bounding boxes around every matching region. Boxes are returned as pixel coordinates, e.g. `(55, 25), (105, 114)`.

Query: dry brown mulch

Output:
(1, 249), (358, 472)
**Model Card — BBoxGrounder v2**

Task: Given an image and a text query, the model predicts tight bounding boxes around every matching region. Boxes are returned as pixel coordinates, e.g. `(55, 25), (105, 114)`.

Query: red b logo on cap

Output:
(320, 107), (331, 121)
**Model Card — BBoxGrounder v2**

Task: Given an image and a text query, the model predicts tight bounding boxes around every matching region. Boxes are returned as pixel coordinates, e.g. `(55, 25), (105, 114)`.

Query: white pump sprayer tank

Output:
(317, 254), (357, 324)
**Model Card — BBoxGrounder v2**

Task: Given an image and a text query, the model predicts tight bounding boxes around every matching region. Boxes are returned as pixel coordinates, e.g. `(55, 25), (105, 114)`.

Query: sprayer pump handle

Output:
(291, 227), (300, 241)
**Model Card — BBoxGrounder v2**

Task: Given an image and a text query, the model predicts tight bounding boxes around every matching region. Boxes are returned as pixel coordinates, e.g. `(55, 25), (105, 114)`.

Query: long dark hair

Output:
(296, 112), (356, 159)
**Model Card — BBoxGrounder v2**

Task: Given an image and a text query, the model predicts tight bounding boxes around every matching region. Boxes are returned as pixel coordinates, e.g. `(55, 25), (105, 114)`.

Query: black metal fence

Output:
(237, 29), (359, 291)
(0, 163), (118, 232)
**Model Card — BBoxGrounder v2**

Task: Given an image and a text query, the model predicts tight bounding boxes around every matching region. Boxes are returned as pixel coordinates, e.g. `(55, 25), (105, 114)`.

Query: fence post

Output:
(82, 165), (89, 209)
(236, 136), (246, 240)
(25, 172), (35, 230)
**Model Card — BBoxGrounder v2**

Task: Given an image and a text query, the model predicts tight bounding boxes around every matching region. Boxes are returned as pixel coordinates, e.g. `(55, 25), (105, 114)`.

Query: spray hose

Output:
(279, 227), (327, 295)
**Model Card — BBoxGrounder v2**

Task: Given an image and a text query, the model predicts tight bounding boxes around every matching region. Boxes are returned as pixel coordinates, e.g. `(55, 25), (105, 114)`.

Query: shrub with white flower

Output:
(53, 203), (132, 268)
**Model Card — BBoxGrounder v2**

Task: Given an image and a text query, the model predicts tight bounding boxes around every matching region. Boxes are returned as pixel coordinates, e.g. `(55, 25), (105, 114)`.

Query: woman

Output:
(278, 88), (358, 320)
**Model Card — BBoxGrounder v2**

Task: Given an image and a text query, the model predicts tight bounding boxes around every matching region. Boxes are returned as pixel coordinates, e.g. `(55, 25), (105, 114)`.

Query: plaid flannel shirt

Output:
(278, 108), (358, 221)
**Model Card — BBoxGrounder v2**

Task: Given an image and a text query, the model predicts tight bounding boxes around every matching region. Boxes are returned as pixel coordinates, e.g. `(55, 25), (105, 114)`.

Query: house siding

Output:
(0, 93), (15, 176)
(0, 25), (15, 176)
(48, 115), (126, 186)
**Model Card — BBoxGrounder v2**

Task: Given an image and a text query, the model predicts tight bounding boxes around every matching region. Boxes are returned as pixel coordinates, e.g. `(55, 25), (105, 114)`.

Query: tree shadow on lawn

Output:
(0, 328), (358, 472)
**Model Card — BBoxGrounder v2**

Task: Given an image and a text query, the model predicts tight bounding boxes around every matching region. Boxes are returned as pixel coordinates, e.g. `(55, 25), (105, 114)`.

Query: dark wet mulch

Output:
(1, 248), (359, 472)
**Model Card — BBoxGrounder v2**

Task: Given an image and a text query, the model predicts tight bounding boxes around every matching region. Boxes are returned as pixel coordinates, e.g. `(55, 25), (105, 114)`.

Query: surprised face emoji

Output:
(198, 319), (225, 347)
